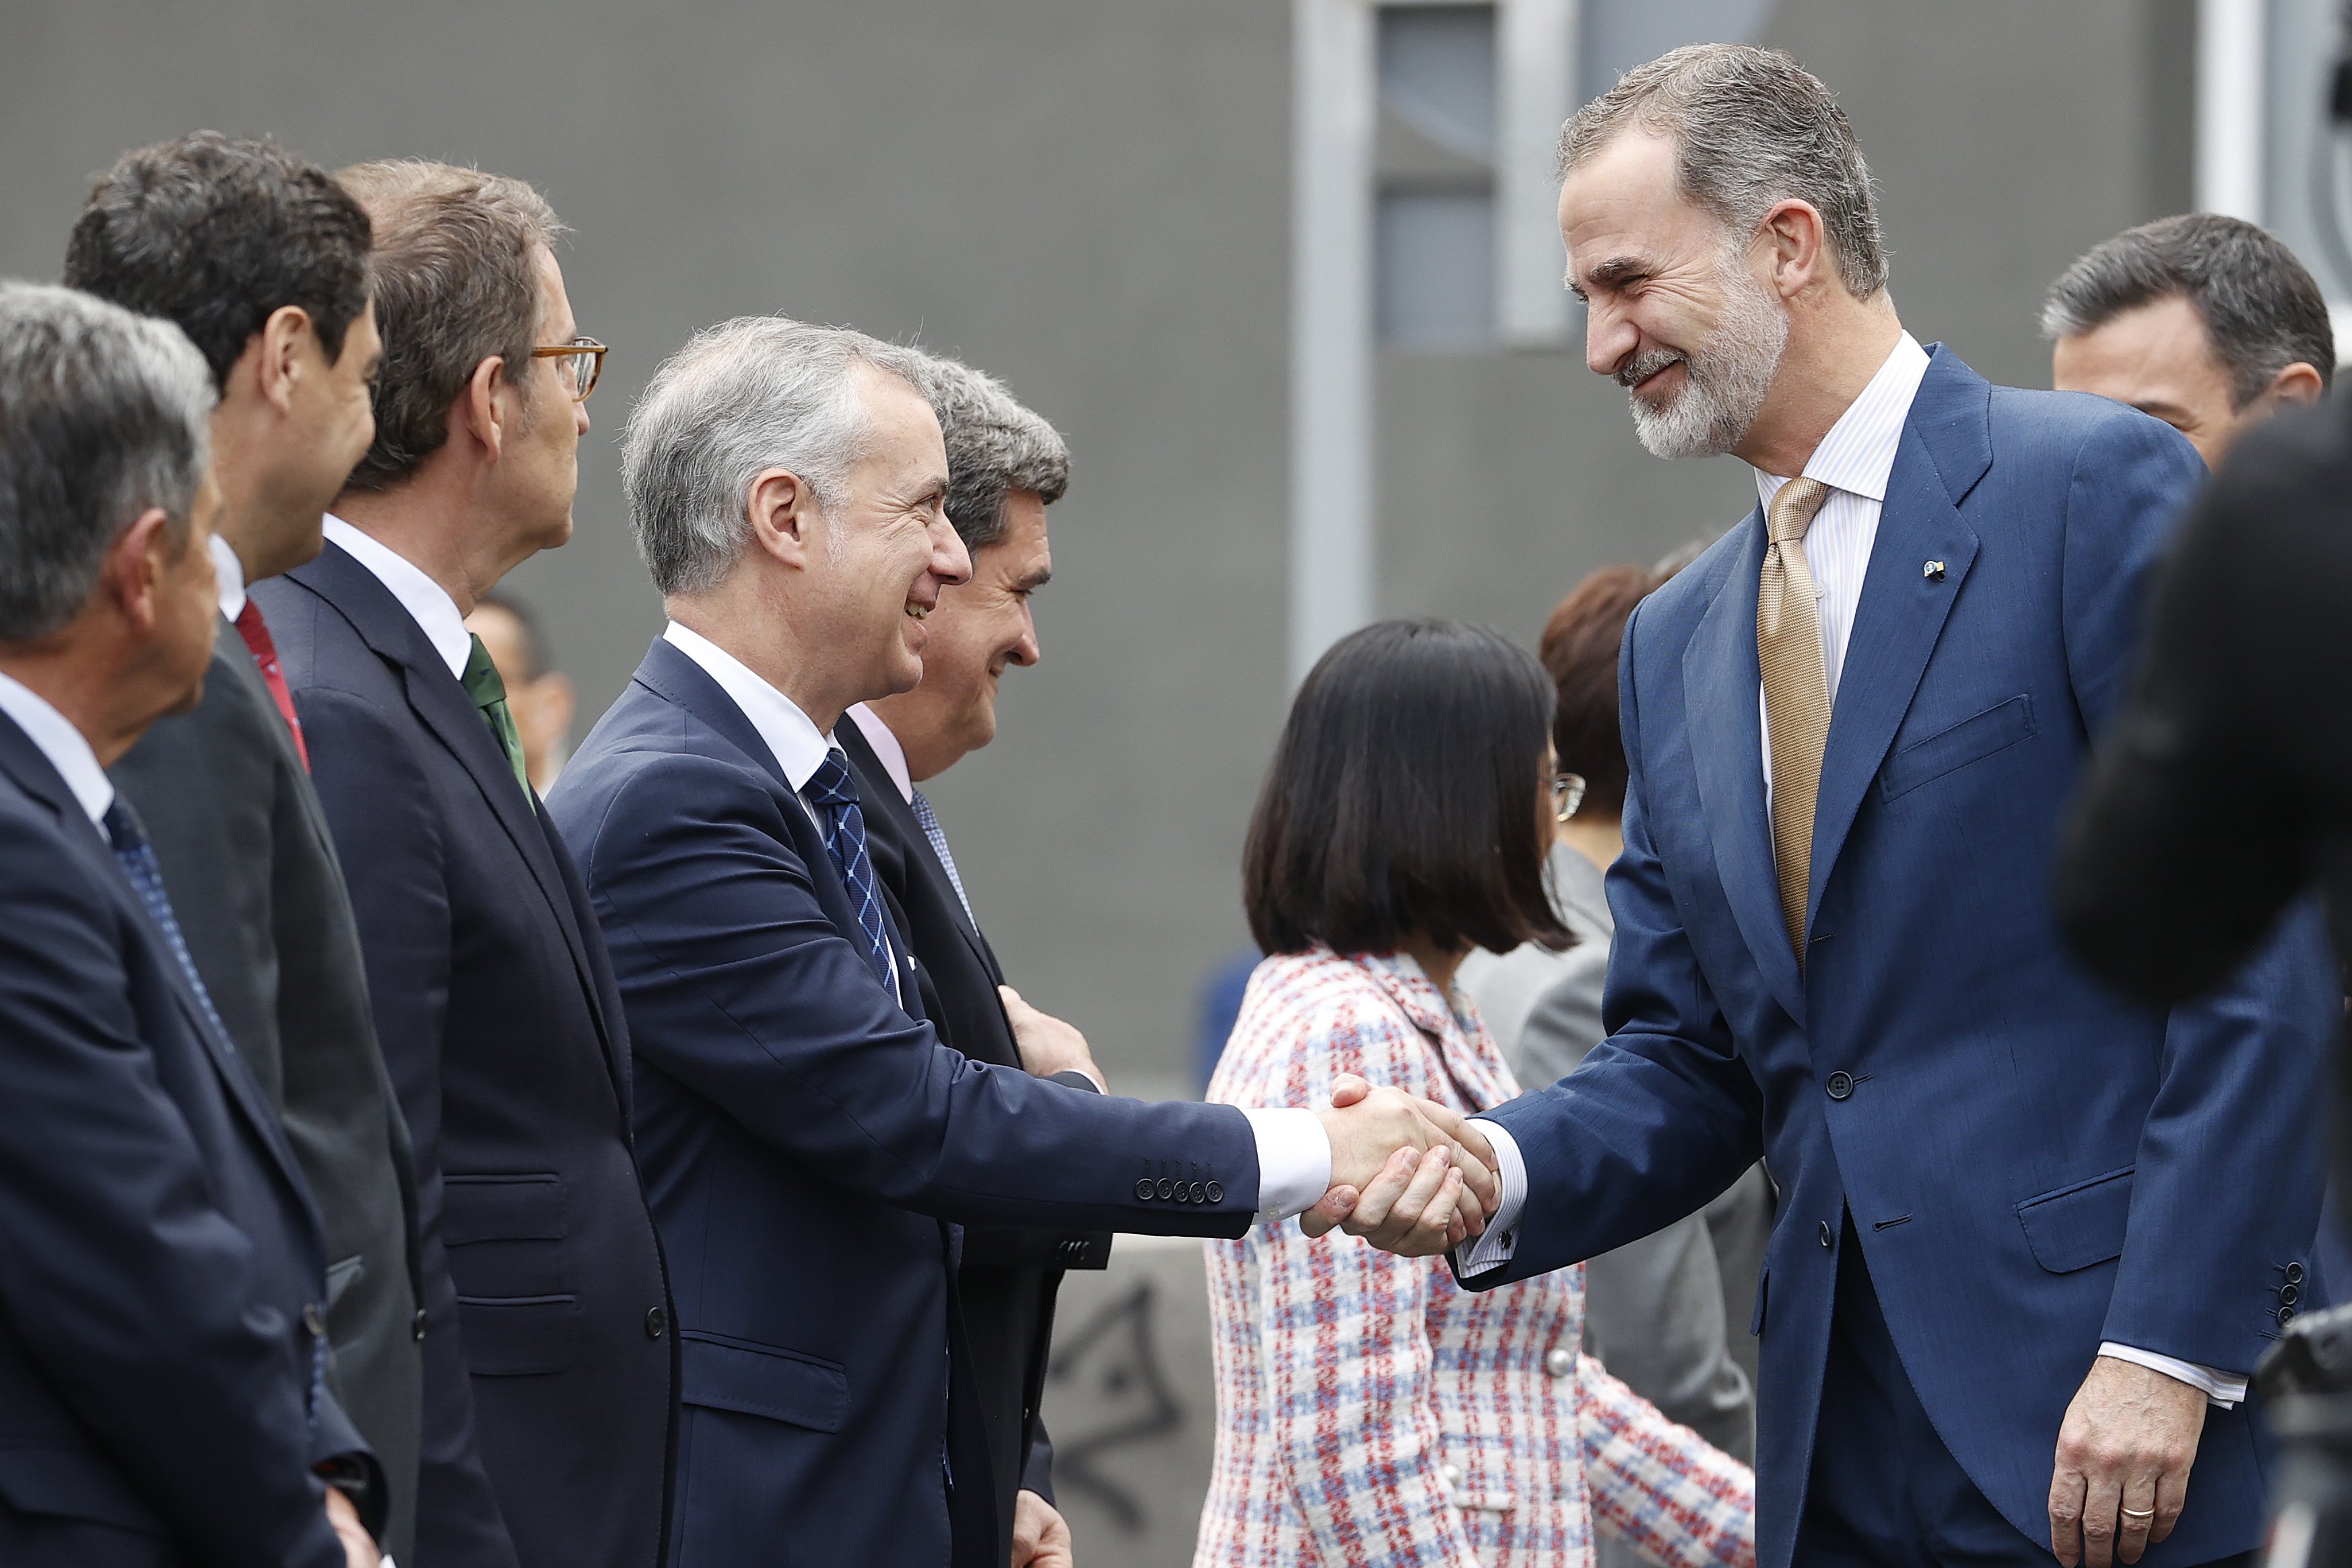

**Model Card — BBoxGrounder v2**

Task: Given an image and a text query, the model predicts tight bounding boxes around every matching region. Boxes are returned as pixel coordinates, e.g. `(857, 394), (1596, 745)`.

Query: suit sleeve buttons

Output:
(1135, 1178), (1155, 1201)
(1207, 1181), (1225, 1204)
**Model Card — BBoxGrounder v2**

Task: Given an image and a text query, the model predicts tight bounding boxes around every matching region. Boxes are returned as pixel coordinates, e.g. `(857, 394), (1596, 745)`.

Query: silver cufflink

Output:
(1923, 560), (1946, 581)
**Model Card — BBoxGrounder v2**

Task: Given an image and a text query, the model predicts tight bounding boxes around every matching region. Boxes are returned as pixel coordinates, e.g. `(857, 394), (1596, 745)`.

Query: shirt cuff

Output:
(2097, 1343), (2248, 1408)
(1240, 1107), (1331, 1224)
(1451, 1118), (1527, 1276)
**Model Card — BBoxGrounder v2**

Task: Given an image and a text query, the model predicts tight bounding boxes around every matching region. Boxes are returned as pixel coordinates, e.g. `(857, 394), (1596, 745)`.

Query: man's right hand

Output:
(325, 1485), (378, 1568)
(1302, 1074), (1497, 1247)
(999, 986), (1106, 1090)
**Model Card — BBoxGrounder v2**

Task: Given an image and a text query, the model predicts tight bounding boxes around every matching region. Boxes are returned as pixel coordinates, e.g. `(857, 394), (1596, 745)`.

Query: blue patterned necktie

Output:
(909, 790), (974, 925)
(104, 796), (232, 1050)
(801, 749), (895, 992)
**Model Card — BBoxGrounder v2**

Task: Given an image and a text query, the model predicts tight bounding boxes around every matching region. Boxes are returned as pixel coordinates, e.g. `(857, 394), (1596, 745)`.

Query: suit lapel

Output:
(1806, 355), (1991, 919)
(1682, 516), (1807, 1023)
(298, 545), (627, 1092)
(0, 714), (318, 1215)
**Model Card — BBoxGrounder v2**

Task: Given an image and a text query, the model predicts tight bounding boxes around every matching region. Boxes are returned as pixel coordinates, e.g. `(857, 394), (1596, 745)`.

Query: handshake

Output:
(1302, 1075), (1502, 1257)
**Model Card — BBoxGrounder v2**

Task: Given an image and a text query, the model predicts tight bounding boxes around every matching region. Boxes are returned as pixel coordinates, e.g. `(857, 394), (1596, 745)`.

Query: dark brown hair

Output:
(1539, 565), (1666, 821)
(65, 132), (372, 389)
(1244, 619), (1572, 958)
(337, 160), (565, 490)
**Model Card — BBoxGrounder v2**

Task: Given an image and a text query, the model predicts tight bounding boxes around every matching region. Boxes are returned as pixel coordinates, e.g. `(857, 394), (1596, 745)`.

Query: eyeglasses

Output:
(1551, 772), (1588, 823)
(531, 336), (608, 401)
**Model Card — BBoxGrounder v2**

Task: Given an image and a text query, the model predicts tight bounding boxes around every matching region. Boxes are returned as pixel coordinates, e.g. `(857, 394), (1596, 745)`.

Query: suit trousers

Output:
(1798, 1215), (2256, 1568)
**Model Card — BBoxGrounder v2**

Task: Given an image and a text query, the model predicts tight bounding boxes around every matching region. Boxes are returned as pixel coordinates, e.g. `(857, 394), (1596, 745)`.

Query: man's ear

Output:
(102, 507), (176, 634)
(746, 467), (820, 570)
(454, 354), (512, 461)
(2266, 362), (2328, 409)
(1757, 198), (1832, 302)
(251, 304), (316, 416)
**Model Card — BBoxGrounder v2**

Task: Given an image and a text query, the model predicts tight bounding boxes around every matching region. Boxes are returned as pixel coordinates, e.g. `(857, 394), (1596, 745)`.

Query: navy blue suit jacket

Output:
(0, 710), (372, 1568)
(255, 543), (673, 1568)
(547, 638), (1261, 1568)
(1460, 350), (2334, 1567)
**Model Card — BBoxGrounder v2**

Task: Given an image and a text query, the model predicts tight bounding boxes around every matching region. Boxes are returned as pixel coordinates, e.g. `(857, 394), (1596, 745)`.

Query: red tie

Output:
(234, 600), (310, 772)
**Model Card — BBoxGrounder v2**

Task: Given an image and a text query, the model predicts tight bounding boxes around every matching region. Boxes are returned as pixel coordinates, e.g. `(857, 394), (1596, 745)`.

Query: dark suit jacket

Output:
(546, 638), (1261, 1568)
(255, 543), (673, 1568)
(110, 616), (424, 1563)
(1458, 350), (2336, 1568)
(0, 708), (374, 1568)
(840, 720), (1108, 1557)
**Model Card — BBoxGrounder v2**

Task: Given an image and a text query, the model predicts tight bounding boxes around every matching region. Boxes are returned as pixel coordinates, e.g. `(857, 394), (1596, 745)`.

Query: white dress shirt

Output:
(1456, 333), (2244, 1406)
(211, 533), (248, 623)
(0, 671), (113, 829)
(675, 638), (1329, 1222)
(323, 515), (472, 679)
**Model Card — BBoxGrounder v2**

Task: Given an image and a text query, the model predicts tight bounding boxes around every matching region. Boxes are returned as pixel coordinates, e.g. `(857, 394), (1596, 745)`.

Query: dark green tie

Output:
(461, 632), (533, 797)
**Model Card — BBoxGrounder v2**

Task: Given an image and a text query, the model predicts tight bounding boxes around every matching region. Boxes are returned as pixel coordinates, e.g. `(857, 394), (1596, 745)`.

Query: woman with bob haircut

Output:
(1197, 619), (1754, 1568)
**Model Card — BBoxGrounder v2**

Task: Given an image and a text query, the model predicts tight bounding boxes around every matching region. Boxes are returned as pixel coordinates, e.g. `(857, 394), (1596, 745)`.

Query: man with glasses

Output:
(253, 162), (669, 1568)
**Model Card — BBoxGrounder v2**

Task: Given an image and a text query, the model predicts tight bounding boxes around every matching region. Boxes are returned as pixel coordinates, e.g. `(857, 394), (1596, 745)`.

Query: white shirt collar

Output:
(0, 670), (113, 827)
(661, 621), (837, 792)
(844, 703), (914, 805)
(1753, 330), (1931, 506)
(210, 533), (248, 623)
(323, 514), (473, 679)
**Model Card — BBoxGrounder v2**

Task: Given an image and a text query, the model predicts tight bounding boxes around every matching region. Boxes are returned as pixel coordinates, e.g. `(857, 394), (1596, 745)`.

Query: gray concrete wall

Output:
(1, 0), (2194, 1089)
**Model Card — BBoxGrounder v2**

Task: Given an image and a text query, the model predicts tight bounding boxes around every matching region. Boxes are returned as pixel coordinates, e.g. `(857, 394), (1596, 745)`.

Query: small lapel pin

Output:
(1923, 560), (1947, 582)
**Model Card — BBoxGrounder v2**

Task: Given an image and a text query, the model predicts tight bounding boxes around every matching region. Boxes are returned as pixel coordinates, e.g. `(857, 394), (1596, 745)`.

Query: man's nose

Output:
(1585, 302), (1636, 379)
(933, 519), (972, 586)
(1009, 603), (1040, 667)
(574, 397), (591, 437)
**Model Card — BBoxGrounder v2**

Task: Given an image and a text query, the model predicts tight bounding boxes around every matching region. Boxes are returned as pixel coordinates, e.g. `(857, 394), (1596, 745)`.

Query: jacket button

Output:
(1544, 1347), (1574, 1379)
(1135, 1178), (1155, 1201)
(1206, 1181), (1225, 1204)
(302, 1303), (327, 1338)
(412, 1308), (428, 1341)
(1818, 1220), (1834, 1250)
(1155, 1178), (1176, 1200)
(645, 1306), (667, 1340)
(1825, 1071), (1854, 1101)
(2287, 1262), (2307, 1285)
(1189, 1181), (1208, 1204)
(2280, 1305), (2299, 1325)
(2281, 1284), (2302, 1307)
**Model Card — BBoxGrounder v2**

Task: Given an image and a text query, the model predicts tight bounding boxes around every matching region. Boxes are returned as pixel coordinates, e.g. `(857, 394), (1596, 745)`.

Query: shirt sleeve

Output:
(1452, 1117), (1528, 1274)
(2095, 1344), (2247, 1408)
(1240, 1106), (1330, 1223)
(1577, 1352), (1757, 1568)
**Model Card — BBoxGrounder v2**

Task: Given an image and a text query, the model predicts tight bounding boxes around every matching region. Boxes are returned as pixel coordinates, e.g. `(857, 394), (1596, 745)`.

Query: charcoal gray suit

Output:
(110, 613), (424, 1563)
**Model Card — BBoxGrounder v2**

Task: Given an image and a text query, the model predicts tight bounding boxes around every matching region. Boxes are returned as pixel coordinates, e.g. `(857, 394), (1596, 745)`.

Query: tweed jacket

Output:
(1200, 947), (1753, 1568)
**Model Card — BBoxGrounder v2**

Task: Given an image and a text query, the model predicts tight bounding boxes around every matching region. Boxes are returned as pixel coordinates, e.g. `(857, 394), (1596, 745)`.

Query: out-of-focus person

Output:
(1201, 617), (1755, 1568)
(1400, 43), (2336, 1568)
(838, 349), (1100, 1568)
(1460, 564), (1772, 1521)
(63, 131), (425, 1565)
(252, 161), (673, 1568)
(465, 588), (574, 792)
(548, 316), (1491, 1568)
(2045, 213), (2332, 469)
(0, 282), (380, 1568)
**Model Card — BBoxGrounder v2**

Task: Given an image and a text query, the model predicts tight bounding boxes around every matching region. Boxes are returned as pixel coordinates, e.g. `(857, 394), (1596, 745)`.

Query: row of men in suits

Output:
(0, 132), (1499, 1568)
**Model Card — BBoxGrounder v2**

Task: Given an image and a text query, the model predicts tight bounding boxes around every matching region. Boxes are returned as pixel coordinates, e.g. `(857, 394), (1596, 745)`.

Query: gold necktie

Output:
(1757, 476), (1834, 958)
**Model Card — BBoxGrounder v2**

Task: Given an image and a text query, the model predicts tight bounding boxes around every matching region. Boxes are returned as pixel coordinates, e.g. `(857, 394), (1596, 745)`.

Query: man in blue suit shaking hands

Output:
(1365, 45), (2335, 1568)
(547, 317), (1496, 1567)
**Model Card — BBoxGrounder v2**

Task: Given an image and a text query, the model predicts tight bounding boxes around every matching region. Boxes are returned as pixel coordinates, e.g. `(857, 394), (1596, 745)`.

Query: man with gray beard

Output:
(1353, 42), (2335, 1568)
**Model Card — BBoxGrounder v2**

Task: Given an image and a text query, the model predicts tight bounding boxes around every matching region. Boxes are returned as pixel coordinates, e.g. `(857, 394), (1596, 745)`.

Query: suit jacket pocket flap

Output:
(1881, 694), (2036, 802)
(443, 1173), (567, 1245)
(680, 1332), (848, 1433)
(2016, 1166), (2135, 1274)
(456, 1293), (580, 1376)
(0, 1445), (162, 1532)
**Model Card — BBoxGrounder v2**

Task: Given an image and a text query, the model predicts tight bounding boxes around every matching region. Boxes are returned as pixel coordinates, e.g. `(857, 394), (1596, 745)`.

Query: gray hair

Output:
(905, 352), (1069, 551)
(2041, 213), (2336, 404)
(1561, 44), (1887, 300)
(0, 283), (214, 641)
(624, 316), (930, 596)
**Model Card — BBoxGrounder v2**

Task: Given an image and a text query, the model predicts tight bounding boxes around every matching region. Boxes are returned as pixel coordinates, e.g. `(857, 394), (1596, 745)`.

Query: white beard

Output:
(1623, 253), (1790, 460)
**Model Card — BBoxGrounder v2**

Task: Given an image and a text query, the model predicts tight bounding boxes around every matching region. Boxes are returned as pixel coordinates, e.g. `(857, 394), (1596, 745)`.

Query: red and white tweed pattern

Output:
(1197, 947), (1755, 1568)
